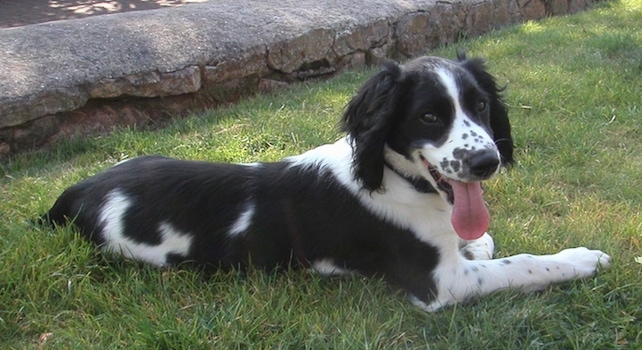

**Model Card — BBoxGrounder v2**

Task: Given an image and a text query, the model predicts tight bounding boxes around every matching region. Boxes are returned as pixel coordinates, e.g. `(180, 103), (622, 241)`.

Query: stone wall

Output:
(0, 0), (600, 157)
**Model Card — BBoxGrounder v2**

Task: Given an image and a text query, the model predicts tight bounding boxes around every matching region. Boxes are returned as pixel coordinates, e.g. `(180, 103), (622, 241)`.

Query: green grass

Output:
(2, 0), (642, 348)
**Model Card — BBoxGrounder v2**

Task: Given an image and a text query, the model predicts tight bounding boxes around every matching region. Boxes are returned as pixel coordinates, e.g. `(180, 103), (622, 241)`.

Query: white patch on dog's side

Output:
(98, 190), (193, 266)
(98, 189), (132, 251)
(157, 222), (193, 258)
(228, 203), (255, 237)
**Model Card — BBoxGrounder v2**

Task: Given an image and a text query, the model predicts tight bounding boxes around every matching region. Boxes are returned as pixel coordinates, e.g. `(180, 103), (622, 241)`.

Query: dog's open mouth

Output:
(421, 156), (490, 241)
(427, 165), (454, 203)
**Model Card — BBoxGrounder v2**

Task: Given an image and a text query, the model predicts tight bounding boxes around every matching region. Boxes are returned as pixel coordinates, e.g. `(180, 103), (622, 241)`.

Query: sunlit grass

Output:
(1, 0), (641, 348)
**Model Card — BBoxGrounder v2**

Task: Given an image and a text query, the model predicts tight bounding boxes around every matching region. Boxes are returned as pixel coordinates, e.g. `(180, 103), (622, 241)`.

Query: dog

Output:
(41, 54), (610, 311)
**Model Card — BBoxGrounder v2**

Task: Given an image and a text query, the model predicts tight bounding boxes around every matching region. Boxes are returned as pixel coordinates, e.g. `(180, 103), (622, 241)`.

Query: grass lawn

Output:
(1, 0), (641, 348)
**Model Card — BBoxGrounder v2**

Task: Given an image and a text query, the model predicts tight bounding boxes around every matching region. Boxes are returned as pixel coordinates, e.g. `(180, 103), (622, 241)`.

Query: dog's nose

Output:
(467, 150), (500, 178)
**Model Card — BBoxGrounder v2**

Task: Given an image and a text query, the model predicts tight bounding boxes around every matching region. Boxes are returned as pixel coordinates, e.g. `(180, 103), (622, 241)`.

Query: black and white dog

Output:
(42, 54), (610, 311)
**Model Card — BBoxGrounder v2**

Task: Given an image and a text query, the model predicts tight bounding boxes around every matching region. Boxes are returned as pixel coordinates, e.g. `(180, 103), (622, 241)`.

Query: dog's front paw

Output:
(460, 232), (494, 260)
(554, 247), (611, 278)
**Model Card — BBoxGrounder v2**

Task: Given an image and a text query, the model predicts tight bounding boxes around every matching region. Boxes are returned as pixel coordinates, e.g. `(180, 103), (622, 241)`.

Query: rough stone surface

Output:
(90, 66), (202, 98)
(0, 0), (601, 157)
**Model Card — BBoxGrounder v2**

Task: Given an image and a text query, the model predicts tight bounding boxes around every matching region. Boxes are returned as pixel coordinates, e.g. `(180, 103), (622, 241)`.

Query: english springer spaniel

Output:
(42, 54), (610, 311)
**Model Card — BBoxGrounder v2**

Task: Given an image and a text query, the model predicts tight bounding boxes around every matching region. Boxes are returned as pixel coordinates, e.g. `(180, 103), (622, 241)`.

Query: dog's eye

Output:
(476, 100), (488, 112)
(420, 113), (438, 124)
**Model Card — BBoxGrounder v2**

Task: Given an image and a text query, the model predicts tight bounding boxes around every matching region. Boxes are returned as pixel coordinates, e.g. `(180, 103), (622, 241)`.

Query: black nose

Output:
(467, 150), (500, 178)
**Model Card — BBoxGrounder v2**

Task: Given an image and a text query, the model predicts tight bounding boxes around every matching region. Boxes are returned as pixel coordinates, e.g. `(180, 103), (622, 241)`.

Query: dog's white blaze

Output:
(421, 69), (500, 180)
(98, 190), (192, 266)
(228, 203), (255, 236)
(436, 68), (465, 115)
(439, 69), (496, 152)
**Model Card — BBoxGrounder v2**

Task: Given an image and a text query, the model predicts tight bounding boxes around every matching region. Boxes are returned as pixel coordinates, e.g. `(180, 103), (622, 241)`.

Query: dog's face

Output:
(389, 58), (500, 177)
(342, 54), (513, 239)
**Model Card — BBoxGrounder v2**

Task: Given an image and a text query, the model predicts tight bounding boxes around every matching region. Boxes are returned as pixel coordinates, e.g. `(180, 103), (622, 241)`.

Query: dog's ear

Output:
(458, 53), (514, 165)
(341, 61), (404, 191)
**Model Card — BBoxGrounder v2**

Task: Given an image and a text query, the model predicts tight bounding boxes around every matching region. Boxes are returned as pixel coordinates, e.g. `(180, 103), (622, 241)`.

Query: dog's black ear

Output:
(341, 61), (404, 191)
(459, 54), (514, 165)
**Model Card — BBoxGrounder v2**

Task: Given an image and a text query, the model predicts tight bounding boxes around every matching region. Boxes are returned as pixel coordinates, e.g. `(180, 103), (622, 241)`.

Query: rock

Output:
(90, 66), (202, 98)
(333, 19), (390, 57)
(259, 79), (290, 92)
(267, 28), (336, 74)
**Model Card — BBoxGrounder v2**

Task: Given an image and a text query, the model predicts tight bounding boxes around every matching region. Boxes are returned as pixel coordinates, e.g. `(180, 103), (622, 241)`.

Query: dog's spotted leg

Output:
(459, 232), (494, 260)
(414, 247), (611, 312)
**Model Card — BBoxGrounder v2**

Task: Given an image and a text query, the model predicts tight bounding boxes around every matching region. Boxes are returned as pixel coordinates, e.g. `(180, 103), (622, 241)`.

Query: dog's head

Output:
(341, 53), (513, 240)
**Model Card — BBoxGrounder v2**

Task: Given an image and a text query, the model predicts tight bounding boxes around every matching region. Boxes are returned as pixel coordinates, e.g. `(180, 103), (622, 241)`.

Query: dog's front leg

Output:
(414, 247), (610, 312)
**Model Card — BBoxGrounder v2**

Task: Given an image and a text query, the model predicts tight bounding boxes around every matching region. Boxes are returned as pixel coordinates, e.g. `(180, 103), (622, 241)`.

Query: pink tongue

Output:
(447, 180), (490, 240)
